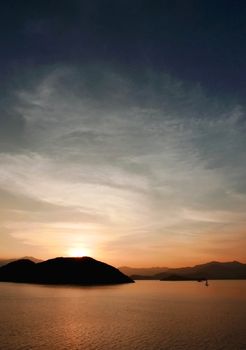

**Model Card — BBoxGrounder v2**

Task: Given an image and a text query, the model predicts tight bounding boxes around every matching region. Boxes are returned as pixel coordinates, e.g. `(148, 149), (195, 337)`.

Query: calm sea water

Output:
(0, 280), (245, 350)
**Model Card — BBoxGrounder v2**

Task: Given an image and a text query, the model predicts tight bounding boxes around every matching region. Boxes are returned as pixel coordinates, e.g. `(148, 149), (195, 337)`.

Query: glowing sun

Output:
(67, 247), (91, 257)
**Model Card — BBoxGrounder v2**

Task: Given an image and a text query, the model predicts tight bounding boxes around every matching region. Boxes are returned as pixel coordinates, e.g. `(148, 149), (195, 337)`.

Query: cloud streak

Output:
(0, 65), (245, 264)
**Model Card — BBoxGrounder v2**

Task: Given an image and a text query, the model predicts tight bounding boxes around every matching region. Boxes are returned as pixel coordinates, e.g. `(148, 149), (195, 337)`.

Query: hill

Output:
(131, 261), (246, 280)
(0, 256), (42, 267)
(0, 257), (134, 285)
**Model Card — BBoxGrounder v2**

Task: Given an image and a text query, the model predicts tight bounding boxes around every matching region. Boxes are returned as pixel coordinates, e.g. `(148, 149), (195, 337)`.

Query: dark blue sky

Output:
(1, 0), (246, 99)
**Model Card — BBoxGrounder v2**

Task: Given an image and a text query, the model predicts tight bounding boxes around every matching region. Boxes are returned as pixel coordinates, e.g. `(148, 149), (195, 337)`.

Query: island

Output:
(0, 257), (134, 285)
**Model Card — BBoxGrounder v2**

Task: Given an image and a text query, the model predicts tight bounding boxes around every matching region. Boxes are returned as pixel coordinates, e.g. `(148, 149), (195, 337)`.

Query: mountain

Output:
(132, 261), (246, 280)
(21, 256), (43, 263)
(160, 274), (199, 281)
(119, 266), (168, 276)
(159, 261), (246, 280)
(0, 256), (42, 267)
(0, 257), (134, 285)
(0, 259), (16, 267)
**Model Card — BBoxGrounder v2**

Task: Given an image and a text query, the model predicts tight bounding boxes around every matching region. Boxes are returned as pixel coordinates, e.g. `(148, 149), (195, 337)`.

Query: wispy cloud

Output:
(0, 65), (245, 263)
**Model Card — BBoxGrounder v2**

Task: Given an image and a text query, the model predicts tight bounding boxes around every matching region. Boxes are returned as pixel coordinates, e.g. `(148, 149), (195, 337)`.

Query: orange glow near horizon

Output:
(66, 247), (91, 258)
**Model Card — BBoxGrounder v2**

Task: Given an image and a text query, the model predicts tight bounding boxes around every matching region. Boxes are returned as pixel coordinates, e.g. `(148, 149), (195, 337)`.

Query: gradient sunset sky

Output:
(0, 1), (246, 266)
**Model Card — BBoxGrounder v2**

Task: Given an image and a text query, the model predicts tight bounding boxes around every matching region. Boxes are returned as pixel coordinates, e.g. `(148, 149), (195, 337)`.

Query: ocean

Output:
(0, 280), (245, 350)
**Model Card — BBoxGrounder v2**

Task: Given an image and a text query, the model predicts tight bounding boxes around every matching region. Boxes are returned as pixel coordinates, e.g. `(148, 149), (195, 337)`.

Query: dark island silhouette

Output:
(0, 257), (134, 285)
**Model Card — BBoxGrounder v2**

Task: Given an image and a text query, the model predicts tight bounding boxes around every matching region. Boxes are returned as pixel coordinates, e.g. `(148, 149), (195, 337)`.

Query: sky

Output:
(0, 1), (246, 267)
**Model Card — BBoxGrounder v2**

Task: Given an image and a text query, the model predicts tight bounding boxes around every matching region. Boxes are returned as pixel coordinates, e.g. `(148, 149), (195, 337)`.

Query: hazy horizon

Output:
(0, 254), (245, 270)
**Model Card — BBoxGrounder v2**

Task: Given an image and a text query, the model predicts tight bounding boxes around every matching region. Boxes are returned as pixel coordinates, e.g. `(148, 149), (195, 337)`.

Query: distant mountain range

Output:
(119, 266), (169, 276)
(0, 256), (42, 267)
(0, 257), (134, 285)
(129, 261), (246, 280)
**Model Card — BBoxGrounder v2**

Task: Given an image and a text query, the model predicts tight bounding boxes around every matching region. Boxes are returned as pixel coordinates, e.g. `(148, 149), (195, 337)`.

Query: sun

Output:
(67, 247), (91, 257)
